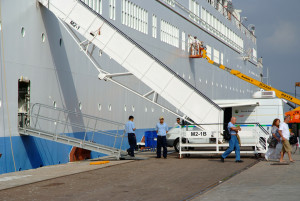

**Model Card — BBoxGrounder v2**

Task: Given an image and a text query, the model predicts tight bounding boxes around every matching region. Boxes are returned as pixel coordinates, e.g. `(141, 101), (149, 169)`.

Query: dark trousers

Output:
(127, 133), (136, 156)
(157, 136), (167, 158)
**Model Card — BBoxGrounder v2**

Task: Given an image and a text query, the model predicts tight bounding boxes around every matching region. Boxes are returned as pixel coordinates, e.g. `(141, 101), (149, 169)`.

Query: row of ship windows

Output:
(188, 0), (243, 52)
(54, 100), (166, 113)
(83, 0), (244, 52)
(19, 27), (63, 46)
(177, 72), (255, 94)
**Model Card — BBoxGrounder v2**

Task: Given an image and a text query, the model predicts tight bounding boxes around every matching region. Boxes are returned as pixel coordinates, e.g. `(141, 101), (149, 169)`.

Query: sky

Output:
(234, 0), (300, 98)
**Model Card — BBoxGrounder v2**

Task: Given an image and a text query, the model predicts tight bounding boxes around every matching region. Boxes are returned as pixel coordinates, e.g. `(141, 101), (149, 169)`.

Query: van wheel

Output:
(174, 138), (187, 152)
(174, 139), (180, 152)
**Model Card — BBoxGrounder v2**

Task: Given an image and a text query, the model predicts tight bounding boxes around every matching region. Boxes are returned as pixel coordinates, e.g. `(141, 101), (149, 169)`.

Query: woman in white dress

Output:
(265, 118), (281, 161)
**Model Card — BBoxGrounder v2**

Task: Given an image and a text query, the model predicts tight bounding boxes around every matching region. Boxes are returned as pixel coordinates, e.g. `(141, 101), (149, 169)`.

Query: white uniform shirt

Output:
(279, 122), (290, 140)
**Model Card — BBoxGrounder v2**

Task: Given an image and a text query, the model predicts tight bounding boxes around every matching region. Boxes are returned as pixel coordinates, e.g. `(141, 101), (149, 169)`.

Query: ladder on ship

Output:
(38, 0), (224, 132)
(19, 103), (127, 159)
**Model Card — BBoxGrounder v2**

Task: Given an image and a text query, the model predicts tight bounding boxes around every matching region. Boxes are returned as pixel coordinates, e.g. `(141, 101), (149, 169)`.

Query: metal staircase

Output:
(38, 0), (224, 132)
(19, 103), (126, 159)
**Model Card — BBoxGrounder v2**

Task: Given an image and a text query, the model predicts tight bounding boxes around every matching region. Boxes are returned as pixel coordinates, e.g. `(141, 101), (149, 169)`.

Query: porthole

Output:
(199, 78), (201, 82)
(99, 49), (103, 56)
(59, 38), (63, 46)
(132, 106), (135, 112)
(0, 99), (2, 108)
(98, 104), (102, 111)
(206, 80), (208, 84)
(151, 108), (154, 112)
(183, 73), (185, 78)
(21, 27), (25, 37)
(212, 82), (213, 86)
(79, 102), (82, 110)
(108, 104), (112, 111)
(53, 101), (57, 108)
(162, 108), (164, 113)
(41, 33), (46, 42)
(0, 22), (2, 31)
(145, 107), (147, 112)
(188, 75), (191, 80)
(221, 84), (223, 88)
(124, 104), (127, 111)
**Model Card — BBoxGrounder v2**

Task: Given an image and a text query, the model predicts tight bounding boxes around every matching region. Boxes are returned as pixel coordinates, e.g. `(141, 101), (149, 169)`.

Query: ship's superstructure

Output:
(0, 0), (262, 174)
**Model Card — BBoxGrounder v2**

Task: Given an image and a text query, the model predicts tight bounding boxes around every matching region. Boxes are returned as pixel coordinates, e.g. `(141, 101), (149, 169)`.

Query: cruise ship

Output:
(0, 0), (263, 174)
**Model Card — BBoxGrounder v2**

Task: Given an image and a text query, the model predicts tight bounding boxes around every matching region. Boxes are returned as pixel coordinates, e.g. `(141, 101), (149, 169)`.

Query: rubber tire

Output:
(174, 138), (180, 152)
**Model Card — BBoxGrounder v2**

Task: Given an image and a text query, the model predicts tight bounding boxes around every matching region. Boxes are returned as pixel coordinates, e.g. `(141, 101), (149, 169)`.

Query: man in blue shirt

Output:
(125, 116), (136, 157)
(221, 117), (243, 163)
(156, 116), (168, 159)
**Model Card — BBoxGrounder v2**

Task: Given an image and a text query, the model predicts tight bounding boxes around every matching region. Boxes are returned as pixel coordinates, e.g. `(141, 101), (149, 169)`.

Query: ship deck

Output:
(0, 149), (262, 201)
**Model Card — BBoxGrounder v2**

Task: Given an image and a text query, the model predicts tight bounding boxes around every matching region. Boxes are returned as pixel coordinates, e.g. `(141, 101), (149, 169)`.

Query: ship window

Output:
(152, 15), (157, 38)
(59, 38), (63, 46)
(151, 108), (154, 112)
(53, 101), (57, 108)
(109, 0), (116, 20)
(41, 33), (46, 42)
(145, 107), (147, 112)
(220, 53), (224, 65)
(132, 105), (135, 112)
(91, 0), (102, 14)
(189, 0), (200, 23)
(181, 31), (185, 51)
(99, 49), (102, 56)
(79, 102), (82, 110)
(163, 0), (175, 7)
(213, 49), (219, 63)
(124, 104), (127, 111)
(0, 22), (2, 31)
(21, 27), (25, 37)
(160, 19), (179, 47)
(122, 0), (148, 34)
(162, 108), (164, 113)
(206, 45), (211, 58)
(98, 104), (102, 111)
(0, 99), (2, 108)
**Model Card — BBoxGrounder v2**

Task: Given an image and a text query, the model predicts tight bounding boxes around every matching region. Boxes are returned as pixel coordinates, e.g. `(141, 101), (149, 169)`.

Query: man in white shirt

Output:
(278, 115), (294, 163)
(174, 118), (181, 128)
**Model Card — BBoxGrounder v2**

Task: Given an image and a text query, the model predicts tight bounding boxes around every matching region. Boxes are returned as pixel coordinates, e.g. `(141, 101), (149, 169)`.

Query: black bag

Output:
(267, 137), (278, 148)
(289, 135), (298, 145)
(223, 126), (231, 141)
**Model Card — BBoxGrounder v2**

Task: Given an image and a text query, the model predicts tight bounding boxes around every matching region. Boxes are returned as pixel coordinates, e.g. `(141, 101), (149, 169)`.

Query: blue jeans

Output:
(157, 136), (167, 158)
(222, 135), (240, 160)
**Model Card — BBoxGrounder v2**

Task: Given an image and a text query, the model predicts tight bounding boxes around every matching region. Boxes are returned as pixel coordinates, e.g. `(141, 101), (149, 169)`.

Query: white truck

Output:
(167, 96), (284, 152)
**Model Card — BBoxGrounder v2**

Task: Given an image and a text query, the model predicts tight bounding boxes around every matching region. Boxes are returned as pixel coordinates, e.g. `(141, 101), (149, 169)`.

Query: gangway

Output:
(19, 103), (126, 159)
(38, 0), (223, 132)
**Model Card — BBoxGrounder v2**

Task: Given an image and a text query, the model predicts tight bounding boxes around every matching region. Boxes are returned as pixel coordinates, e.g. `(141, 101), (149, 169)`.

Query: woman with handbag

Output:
(265, 118), (281, 161)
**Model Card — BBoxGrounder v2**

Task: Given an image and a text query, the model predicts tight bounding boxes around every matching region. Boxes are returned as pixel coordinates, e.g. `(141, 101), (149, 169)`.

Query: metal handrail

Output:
(31, 103), (124, 126)
(181, 122), (270, 136)
(31, 114), (122, 138)
(26, 103), (126, 153)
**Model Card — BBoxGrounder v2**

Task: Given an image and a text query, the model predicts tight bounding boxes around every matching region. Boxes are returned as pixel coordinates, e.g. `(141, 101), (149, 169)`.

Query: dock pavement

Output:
(1, 149), (298, 201)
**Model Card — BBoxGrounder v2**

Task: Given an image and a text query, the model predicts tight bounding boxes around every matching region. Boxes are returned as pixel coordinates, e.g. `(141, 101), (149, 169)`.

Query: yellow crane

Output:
(190, 44), (300, 110)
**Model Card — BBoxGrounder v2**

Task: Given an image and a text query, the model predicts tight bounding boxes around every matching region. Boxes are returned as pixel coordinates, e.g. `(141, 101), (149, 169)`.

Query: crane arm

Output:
(200, 49), (300, 109)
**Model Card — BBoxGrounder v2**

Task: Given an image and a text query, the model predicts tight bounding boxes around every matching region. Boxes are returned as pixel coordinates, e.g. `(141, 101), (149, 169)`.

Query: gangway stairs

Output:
(19, 103), (126, 159)
(38, 0), (224, 132)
